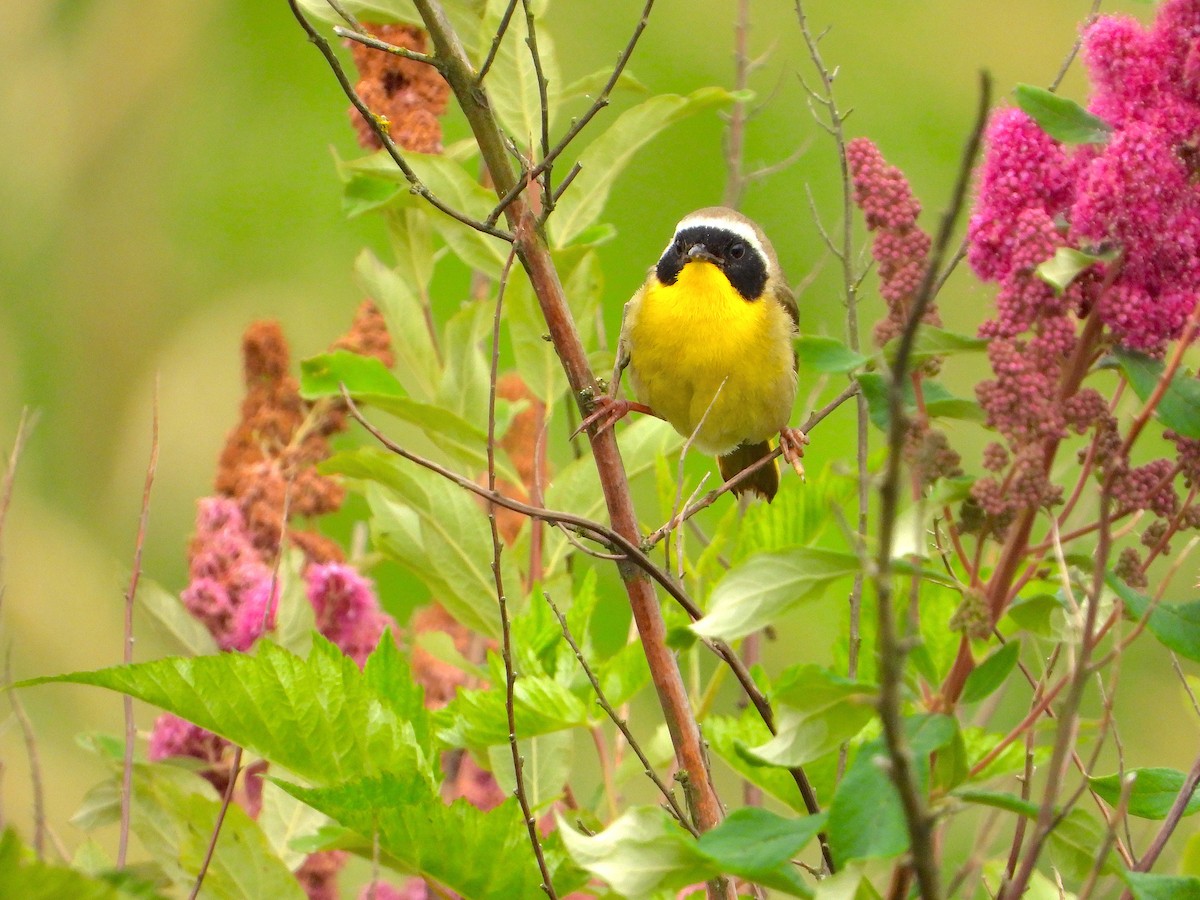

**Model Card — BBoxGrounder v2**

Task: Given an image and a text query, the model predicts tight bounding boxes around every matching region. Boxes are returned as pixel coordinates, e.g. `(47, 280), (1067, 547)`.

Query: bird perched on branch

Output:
(582, 206), (807, 501)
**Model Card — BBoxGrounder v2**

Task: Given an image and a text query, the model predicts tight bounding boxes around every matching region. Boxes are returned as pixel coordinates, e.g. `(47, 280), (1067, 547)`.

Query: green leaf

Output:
(1047, 806), (1119, 881)
(795, 336), (869, 374)
(134, 577), (219, 657)
(691, 548), (860, 641)
(328, 448), (519, 638)
(827, 715), (957, 865)
(353, 246), (440, 402)
(258, 780), (331, 870)
(1111, 347), (1200, 440)
(697, 808), (824, 897)
(131, 764), (305, 899)
(18, 637), (436, 787)
(441, 671), (590, 748)
(479, 1), (562, 139)
(300, 350), (405, 399)
(1123, 872), (1200, 900)
(559, 68), (649, 104)
(1036, 246), (1116, 294)
(1089, 767), (1200, 819)
(960, 640), (1020, 703)
(0, 828), (159, 900)
(707, 713), (809, 812)
(734, 465), (858, 561)
(556, 806), (710, 897)
(953, 788), (1039, 818)
(488, 731), (573, 812)
(281, 775), (550, 900)
(1109, 574), (1200, 662)
(856, 373), (981, 431)
(505, 268), (567, 403)
(1013, 84), (1112, 144)
(902, 326), (989, 361)
(550, 87), (735, 246)
(746, 666), (876, 767)
(272, 548), (315, 658)
(294, 0), (421, 27)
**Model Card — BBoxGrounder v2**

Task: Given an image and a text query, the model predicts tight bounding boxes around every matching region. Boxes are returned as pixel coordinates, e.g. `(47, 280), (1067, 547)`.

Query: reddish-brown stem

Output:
(188, 746), (244, 900)
(409, 0), (729, 875)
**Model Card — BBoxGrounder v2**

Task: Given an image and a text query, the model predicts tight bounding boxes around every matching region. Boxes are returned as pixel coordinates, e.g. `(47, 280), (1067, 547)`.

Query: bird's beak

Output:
(687, 244), (720, 264)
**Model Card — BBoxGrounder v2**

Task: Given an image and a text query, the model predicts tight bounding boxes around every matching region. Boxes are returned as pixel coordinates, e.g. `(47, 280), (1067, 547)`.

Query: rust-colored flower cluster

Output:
(347, 24), (450, 154)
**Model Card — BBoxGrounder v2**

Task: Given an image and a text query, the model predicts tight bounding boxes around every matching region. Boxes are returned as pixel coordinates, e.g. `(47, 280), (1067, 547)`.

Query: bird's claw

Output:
(572, 396), (653, 440)
(780, 427), (809, 482)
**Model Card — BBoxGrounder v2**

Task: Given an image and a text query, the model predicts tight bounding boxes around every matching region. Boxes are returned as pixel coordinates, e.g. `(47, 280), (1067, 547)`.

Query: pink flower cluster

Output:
(969, 0), (1200, 352)
(846, 137), (939, 347)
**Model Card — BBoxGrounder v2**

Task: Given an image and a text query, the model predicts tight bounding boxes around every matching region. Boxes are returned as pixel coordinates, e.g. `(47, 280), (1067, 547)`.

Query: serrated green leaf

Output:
(827, 715), (957, 865)
(506, 268), (567, 404)
(550, 88), (735, 246)
(1123, 872), (1200, 900)
(1036, 246), (1115, 295)
(18, 637), (435, 787)
(795, 336), (869, 374)
(441, 671), (590, 748)
(1013, 84), (1112, 144)
(300, 350), (405, 399)
(597, 640), (651, 708)
(556, 806), (711, 897)
(353, 246), (440, 401)
(745, 665), (875, 767)
(1110, 574), (1200, 662)
(1089, 767), (1200, 819)
(134, 578), (219, 657)
(696, 807), (823, 897)
(707, 712), (809, 812)
(692, 548), (860, 641)
(281, 775), (549, 900)
(1111, 347), (1200, 440)
(961, 640), (1020, 703)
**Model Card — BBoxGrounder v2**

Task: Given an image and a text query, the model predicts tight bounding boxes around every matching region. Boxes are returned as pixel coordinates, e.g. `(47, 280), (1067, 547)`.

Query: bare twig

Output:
(5, 651), (45, 858)
(487, 250), (558, 897)
(119, 382), (160, 868)
(871, 71), (992, 900)
(1131, 751), (1200, 876)
(477, 0), (520, 83)
(544, 592), (696, 835)
(487, 0), (656, 225)
(187, 746), (244, 900)
(643, 381), (859, 548)
(333, 27), (440, 67)
(1048, 0), (1104, 92)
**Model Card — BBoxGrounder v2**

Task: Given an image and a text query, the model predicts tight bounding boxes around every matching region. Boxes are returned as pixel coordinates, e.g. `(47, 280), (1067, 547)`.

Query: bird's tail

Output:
(717, 440), (779, 502)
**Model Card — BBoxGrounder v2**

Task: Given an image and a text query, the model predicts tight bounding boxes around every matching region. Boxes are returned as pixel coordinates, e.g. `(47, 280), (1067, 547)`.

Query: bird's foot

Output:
(572, 396), (656, 439)
(779, 427), (809, 482)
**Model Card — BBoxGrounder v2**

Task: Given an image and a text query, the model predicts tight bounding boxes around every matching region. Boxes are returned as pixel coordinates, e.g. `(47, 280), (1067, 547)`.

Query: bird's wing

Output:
(773, 279), (800, 372)
(610, 279), (647, 397)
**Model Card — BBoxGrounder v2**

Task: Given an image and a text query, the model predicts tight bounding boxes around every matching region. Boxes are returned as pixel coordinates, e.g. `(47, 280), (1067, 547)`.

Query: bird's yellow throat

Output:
(628, 260), (796, 454)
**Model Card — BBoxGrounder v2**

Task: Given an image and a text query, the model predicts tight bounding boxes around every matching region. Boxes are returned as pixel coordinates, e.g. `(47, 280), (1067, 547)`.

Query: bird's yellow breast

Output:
(626, 261), (797, 455)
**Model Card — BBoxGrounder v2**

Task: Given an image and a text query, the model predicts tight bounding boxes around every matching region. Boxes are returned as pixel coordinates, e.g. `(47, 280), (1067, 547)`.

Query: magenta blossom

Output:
(305, 562), (395, 667)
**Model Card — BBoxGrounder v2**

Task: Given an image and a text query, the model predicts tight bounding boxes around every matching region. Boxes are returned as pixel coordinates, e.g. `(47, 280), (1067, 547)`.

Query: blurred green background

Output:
(4, 0), (1183, 880)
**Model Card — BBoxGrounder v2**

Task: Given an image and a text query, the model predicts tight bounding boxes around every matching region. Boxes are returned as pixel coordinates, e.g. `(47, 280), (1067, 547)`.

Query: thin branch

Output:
(871, 71), (992, 900)
(487, 0), (656, 225)
(518, 0), (552, 208)
(721, 0), (752, 208)
(544, 592), (696, 835)
(287, 0), (514, 242)
(1131, 747), (1200, 875)
(119, 381), (160, 869)
(5, 651), (45, 858)
(477, 0), (520, 84)
(643, 381), (859, 548)
(1048, 0), (1104, 93)
(333, 27), (441, 67)
(487, 250), (558, 897)
(188, 746), (244, 900)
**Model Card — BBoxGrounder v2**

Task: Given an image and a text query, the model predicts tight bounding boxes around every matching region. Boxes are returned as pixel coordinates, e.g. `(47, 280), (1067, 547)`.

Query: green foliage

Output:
(827, 715), (957, 866)
(1123, 872), (1200, 900)
(0, 829), (163, 900)
(1110, 348), (1200, 441)
(795, 335), (869, 374)
(1035, 246), (1117, 294)
(1088, 767), (1200, 820)
(856, 372), (983, 430)
(556, 805), (824, 898)
(1111, 575), (1200, 663)
(20, 636), (437, 786)
(960, 639), (1020, 703)
(1013, 83), (1112, 144)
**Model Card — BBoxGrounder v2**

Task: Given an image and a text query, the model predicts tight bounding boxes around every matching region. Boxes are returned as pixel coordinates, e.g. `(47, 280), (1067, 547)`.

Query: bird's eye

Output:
(674, 238), (687, 255)
(729, 242), (746, 260)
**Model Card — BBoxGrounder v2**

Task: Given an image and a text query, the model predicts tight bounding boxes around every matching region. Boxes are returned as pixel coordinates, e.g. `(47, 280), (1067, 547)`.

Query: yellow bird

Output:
(586, 207), (806, 501)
